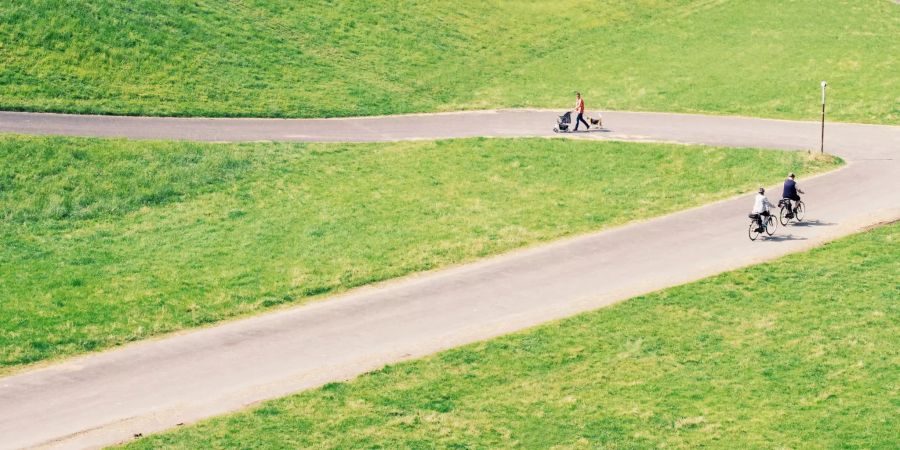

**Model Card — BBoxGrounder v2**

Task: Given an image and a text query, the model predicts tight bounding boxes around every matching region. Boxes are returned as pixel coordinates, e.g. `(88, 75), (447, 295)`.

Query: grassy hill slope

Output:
(1, 0), (897, 122)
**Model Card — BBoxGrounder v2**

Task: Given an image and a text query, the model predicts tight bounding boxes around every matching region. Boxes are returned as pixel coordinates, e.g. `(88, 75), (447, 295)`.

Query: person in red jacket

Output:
(573, 92), (590, 131)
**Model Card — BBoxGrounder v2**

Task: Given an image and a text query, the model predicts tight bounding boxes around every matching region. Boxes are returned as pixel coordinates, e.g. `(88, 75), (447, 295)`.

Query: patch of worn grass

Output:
(0, 1), (896, 123)
(0, 135), (840, 369)
(124, 222), (899, 449)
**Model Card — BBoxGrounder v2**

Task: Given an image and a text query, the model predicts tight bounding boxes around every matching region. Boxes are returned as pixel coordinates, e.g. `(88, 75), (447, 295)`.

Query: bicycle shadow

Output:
(762, 234), (808, 242)
(787, 219), (834, 227)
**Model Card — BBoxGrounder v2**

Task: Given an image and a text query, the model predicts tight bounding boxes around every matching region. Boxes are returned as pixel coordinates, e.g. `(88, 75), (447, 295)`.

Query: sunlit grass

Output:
(0, 0), (896, 123)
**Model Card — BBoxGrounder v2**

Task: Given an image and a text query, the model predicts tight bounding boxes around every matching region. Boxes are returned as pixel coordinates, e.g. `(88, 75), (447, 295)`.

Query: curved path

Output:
(0, 110), (898, 449)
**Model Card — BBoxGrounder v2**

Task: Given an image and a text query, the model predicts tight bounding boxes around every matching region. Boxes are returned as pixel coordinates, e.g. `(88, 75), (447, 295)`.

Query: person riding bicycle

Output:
(781, 173), (804, 218)
(751, 187), (774, 232)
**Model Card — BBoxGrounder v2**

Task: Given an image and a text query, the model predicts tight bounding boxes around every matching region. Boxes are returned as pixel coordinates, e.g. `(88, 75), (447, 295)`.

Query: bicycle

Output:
(748, 211), (776, 241)
(778, 198), (805, 226)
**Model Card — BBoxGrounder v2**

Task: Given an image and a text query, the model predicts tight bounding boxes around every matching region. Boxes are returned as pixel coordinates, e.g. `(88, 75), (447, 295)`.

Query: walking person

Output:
(573, 92), (590, 131)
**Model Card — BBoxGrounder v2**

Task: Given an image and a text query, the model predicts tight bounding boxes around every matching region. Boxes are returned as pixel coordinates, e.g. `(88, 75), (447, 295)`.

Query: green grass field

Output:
(1, 0), (897, 123)
(0, 135), (840, 370)
(123, 221), (899, 449)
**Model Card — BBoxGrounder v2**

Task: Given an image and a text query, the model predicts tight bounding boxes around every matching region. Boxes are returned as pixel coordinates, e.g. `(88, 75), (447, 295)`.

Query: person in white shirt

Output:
(751, 187), (774, 232)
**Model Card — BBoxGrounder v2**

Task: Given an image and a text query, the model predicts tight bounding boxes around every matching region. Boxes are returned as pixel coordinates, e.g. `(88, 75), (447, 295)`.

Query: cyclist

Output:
(781, 173), (804, 218)
(751, 187), (774, 232)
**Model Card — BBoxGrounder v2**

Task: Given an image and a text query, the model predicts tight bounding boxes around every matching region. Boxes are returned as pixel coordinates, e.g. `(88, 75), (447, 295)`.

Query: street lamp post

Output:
(820, 80), (827, 154)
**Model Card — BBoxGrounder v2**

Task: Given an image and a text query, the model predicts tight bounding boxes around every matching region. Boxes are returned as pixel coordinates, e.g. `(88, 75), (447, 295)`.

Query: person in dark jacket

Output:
(781, 173), (804, 217)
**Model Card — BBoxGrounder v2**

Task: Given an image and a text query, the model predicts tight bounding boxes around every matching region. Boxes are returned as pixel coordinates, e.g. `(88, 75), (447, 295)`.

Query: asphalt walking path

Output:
(0, 110), (898, 449)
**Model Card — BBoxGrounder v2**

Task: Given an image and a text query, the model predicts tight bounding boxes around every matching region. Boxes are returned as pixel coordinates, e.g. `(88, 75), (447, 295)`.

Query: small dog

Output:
(589, 115), (603, 127)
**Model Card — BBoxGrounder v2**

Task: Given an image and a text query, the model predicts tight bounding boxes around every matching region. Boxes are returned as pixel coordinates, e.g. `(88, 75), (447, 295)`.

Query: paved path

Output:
(0, 109), (893, 158)
(0, 111), (898, 449)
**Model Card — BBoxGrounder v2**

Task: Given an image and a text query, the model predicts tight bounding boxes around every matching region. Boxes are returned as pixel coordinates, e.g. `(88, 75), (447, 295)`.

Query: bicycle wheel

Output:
(765, 215), (777, 235)
(749, 221), (761, 241)
(794, 201), (805, 222)
(779, 206), (790, 226)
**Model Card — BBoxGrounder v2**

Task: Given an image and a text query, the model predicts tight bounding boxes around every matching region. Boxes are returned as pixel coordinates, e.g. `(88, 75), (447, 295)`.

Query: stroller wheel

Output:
(553, 127), (559, 133)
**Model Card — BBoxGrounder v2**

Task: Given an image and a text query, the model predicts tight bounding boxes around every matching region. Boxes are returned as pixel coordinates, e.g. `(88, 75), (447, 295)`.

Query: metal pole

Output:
(820, 81), (827, 154)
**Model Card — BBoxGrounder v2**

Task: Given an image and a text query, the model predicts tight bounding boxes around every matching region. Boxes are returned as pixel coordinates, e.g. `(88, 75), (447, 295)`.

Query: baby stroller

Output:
(553, 111), (572, 133)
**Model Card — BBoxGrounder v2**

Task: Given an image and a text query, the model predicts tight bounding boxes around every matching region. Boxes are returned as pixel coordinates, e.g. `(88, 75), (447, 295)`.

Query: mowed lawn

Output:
(0, 135), (840, 369)
(1, 0), (897, 123)
(123, 222), (899, 450)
